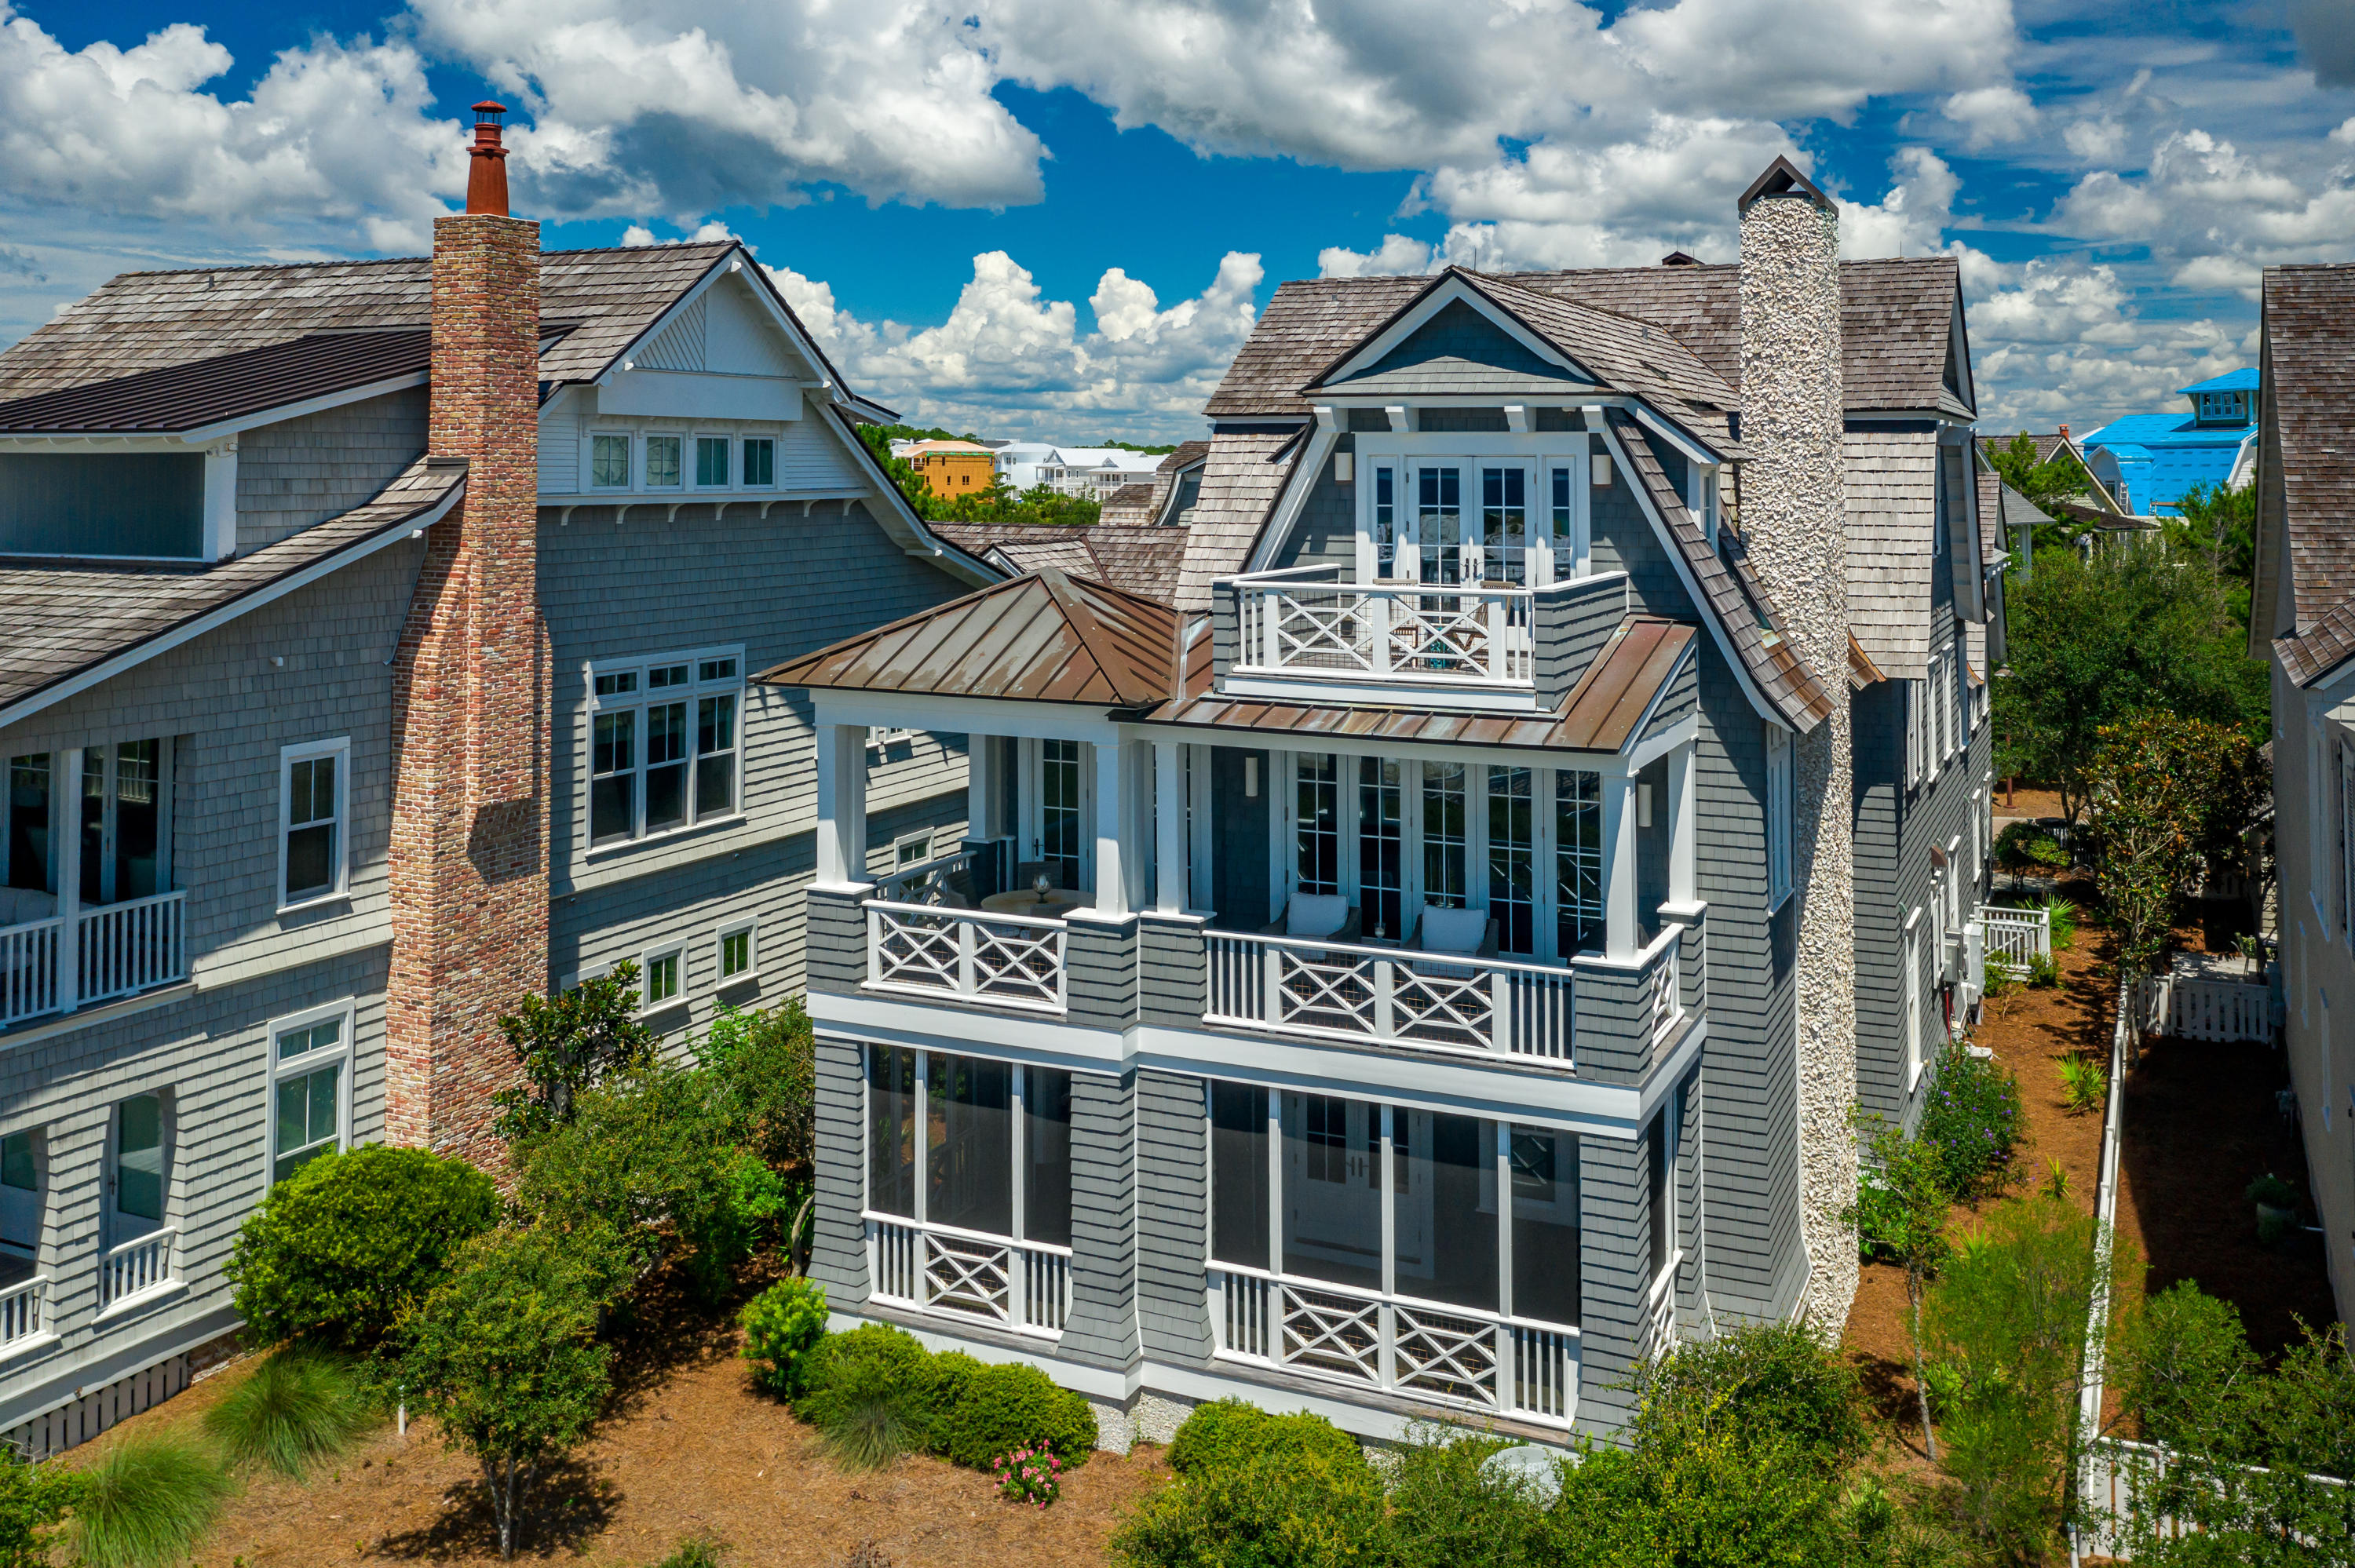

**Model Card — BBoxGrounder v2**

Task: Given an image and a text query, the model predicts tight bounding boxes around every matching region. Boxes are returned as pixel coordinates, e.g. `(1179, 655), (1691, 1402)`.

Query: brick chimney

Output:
(1736, 156), (1857, 1334)
(385, 103), (548, 1166)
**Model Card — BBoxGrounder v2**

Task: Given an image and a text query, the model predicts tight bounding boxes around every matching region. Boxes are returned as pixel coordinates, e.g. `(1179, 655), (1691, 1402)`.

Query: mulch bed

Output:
(82, 1294), (1172, 1568)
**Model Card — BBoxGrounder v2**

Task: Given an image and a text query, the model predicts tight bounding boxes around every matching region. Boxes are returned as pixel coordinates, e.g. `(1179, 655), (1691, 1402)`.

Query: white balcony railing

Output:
(0, 1274), (48, 1351)
(1976, 903), (2051, 967)
(1236, 579), (1533, 687)
(0, 890), (187, 1030)
(867, 1215), (1072, 1336)
(1212, 1266), (1576, 1427)
(866, 901), (1067, 1014)
(1204, 929), (1577, 1063)
(100, 1228), (176, 1310)
(0, 918), (60, 1027)
(78, 891), (187, 1006)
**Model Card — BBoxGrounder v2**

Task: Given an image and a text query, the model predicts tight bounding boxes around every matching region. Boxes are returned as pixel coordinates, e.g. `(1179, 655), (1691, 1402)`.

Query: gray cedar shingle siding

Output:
(1135, 1070), (1214, 1364)
(1060, 1070), (1141, 1369)
(2258, 266), (2355, 682)
(1575, 1131), (1647, 1435)
(1174, 431), (1302, 612)
(1272, 443), (1356, 571)
(1536, 573), (1631, 710)
(235, 388), (429, 552)
(1844, 428), (1939, 680)
(811, 1034), (871, 1307)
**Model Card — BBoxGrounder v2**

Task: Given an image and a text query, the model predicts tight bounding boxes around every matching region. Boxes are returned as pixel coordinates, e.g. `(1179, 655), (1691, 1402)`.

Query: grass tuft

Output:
(200, 1347), (378, 1480)
(650, 1536), (725, 1567)
(70, 1435), (236, 1568)
(819, 1384), (923, 1472)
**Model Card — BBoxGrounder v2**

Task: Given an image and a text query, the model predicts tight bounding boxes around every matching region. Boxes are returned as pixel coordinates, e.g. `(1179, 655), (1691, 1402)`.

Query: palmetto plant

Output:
(2057, 1056), (2108, 1118)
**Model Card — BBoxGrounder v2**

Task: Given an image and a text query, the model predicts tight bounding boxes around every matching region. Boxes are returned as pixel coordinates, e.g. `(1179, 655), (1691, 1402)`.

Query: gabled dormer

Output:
(2181, 368), (2257, 428)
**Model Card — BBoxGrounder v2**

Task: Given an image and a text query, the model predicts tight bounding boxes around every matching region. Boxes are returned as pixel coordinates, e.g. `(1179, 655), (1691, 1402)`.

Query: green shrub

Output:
(1110, 1449), (1388, 1568)
(0, 1445), (80, 1568)
(794, 1324), (942, 1466)
(649, 1538), (723, 1568)
(699, 1001), (817, 1171)
(2025, 952), (2061, 989)
(200, 1347), (376, 1480)
(2057, 1056), (2108, 1117)
(2039, 895), (2078, 950)
(1918, 1042), (2023, 1200)
(1164, 1398), (1364, 1479)
(224, 1144), (498, 1352)
(738, 1277), (829, 1397)
(2245, 1172), (2298, 1209)
(1630, 1320), (1871, 1471)
(926, 1351), (986, 1417)
(937, 1362), (1096, 1471)
(1386, 1431), (1553, 1568)
(68, 1436), (234, 1568)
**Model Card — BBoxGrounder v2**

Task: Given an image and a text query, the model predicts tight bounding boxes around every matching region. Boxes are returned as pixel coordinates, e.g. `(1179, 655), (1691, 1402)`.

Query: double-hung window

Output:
(268, 1003), (352, 1184)
(695, 436), (729, 487)
(591, 434), (631, 489)
(645, 435), (682, 489)
(1765, 724), (1794, 909)
(587, 650), (743, 848)
(640, 942), (685, 1011)
(279, 738), (349, 909)
(717, 920), (757, 985)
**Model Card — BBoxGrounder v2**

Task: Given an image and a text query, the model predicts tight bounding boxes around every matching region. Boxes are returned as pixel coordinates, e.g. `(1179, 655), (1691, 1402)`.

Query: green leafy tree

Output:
(389, 1227), (612, 1560)
(1845, 1111), (1954, 1464)
(1090, 438), (1180, 455)
(0, 1446), (79, 1568)
(2088, 714), (2265, 981)
(491, 964), (659, 1140)
(2164, 480), (2258, 603)
(853, 425), (1104, 527)
(225, 1143), (498, 1351)
(1984, 432), (2094, 519)
(1994, 545), (2269, 825)
(699, 1000), (816, 1171)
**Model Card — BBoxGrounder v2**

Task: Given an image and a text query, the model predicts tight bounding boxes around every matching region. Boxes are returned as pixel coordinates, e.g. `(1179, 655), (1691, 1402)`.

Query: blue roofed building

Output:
(2079, 369), (2260, 517)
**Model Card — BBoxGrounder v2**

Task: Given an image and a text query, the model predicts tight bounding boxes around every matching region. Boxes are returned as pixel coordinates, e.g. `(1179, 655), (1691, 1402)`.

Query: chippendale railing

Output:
(868, 1215), (1071, 1336)
(1204, 929), (1577, 1063)
(1211, 1266), (1576, 1426)
(1236, 579), (1533, 686)
(865, 901), (1067, 1014)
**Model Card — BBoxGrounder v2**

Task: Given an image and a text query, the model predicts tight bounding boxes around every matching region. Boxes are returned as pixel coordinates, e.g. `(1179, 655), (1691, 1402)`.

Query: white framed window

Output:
(1353, 436), (1591, 585)
(586, 648), (744, 849)
(1948, 646), (1965, 759)
(891, 829), (935, 870)
(717, 920), (758, 986)
(868, 727), (918, 753)
(107, 1090), (169, 1245)
(742, 437), (776, 487)
(693, 435), (730, 488)
(278, 737), (350, 910)
(1765, 724), (1793, 909)
(2339, 744), (2355, 945)
(1903, 909), (1924, 1090)
(590, 432), (632, 489)
(639, 942), (685, 1012)
(267, 1001), (353, 1186)
(0, 1125), (42, 1267)
(645, 434), (682, 489)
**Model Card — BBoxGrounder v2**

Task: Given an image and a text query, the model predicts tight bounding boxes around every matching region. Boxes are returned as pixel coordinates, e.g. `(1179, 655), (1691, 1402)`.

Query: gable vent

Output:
(638, 296), (707, 371)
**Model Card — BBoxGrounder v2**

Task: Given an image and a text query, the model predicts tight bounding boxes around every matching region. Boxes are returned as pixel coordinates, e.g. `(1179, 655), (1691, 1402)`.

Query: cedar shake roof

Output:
(0, 241), (823, 408)
(1615, 412), (1835, 731)
(2262, 264), (2355, 685)
(927, 521), (1191, 603)
(1153, 618), (1698, 755)
(1207, 257), (1969, 421)
(0, 330), (429, 435)
(1849, 636), (1886, 689)
(1174, 428), (1305, 609)
(0, 456), (462, 723)
(759, 567), (1181, 708)
(1097, 482), (1158, 526)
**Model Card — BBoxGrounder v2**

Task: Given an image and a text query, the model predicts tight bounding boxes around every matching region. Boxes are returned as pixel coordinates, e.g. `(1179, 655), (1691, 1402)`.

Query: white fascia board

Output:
(1316, 392), (1605, 410)
(1597, 421), (1791, 731)
(1120, 719), (1632, 773)
(1242, 426), (1337, 574)
(1621, 680), (1702, 773)
(0, 370), (431, 447)
(810, 990), (1126, 1071)
(0, 487), (457, 731)
(810, 689), (1123, 745)
(1317, 275), (1595, 388)
(1627, 401), (1726, 468)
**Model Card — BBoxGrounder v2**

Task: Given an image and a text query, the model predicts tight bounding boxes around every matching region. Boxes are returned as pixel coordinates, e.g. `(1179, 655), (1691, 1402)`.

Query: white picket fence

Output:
(1975, 903), (2052, 967)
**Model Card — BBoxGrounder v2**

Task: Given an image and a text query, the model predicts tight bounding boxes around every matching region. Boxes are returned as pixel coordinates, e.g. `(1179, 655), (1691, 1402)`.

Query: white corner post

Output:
(1094, 738), (1132, 917)
(201, 439), (239, 561)
(966, 733), (999, 844)
(815, 723), (868, 888)
(56, 746), (82, 1016)
(1603, 772), (1639, 960)
(1154, 742), (1186, 915)
(1666, 743), (1697, 908)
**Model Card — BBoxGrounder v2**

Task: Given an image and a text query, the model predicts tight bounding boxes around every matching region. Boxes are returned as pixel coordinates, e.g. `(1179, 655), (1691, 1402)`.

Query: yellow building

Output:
(898, 439), (996, 498)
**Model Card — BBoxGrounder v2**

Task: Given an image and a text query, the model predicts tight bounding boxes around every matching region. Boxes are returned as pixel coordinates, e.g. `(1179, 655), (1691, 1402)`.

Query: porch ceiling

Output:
(1149, 616), (1696, 755)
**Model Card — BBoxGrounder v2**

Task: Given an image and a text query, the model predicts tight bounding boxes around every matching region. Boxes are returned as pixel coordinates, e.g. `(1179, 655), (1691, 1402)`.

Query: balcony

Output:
(98, 1227), (177, 1315)
(0, 889), (188, 1030)
(0, 1265), (48, 1356)
(867, 1216), (1072, 1336)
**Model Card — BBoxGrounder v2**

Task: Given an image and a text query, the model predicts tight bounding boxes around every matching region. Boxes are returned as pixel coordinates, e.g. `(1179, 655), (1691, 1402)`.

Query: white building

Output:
(985, 441), (1169, 499)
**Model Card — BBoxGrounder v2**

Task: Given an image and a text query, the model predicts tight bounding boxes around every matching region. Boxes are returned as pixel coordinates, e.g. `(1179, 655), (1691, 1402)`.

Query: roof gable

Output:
(1322, 296), (1588, 399)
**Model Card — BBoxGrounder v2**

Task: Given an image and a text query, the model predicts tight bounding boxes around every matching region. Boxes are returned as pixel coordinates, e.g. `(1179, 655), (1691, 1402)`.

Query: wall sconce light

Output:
(1244, 756), (1260, 798)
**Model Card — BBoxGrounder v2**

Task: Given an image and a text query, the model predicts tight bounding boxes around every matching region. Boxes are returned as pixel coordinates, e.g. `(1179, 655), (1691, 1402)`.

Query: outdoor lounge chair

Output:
(1410, 903), (1499, 977)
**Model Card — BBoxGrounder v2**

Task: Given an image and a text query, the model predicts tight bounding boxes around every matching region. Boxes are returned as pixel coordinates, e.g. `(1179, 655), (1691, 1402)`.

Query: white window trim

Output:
(1352, 436), (1595, 587)
(588, 430), (634, 491)
(263, 998), (356, 1189)
(890, 827), (936, 870)
(276, 735), (352, 913)
(642, 431), (685, 490)
(584, 644), (747, 855)
(689, 430), (733, 490)
(740, 433), (779, 490)
(1765, 724), (1794, 911)
(715, 918), (759, 988)
(637, 939), (688, 1014)
(1904, 907), (1925, 1091)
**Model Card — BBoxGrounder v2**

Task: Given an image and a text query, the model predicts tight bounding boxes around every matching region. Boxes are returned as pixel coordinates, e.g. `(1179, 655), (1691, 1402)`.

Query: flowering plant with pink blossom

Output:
(994, 1444), (1063, 1509)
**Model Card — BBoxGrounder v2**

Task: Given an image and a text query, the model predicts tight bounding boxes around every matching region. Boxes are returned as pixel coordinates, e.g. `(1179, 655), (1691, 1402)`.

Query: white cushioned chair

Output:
(1259, 891), (1362, 954)
(1411, 903), (1499, 976)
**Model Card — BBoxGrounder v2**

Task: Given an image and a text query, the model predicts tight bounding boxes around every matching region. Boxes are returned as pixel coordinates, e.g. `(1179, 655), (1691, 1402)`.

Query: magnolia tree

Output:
(491, 963), (659, 1138)
(2088, 714), (2266, 985)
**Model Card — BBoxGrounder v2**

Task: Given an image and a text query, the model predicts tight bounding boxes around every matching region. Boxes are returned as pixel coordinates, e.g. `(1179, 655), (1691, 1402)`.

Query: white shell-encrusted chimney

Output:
(1736, 157), (1858, 1334)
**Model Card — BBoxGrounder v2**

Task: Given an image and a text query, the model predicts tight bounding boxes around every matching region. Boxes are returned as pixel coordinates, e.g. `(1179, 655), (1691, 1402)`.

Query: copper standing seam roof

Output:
(1148, 619), (1698, 755)
(1849, 636), (1887, 689)
(758, 567), (1181, 708)
(0, 330), (432, 435)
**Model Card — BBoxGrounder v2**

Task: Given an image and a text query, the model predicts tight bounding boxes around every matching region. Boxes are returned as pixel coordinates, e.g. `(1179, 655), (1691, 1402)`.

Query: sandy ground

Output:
(80, 1297), (1172, 1568)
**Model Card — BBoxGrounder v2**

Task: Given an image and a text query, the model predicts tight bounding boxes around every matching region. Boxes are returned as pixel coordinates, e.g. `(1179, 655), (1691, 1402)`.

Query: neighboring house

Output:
(2081, 370), (2261, 517)
(761, 159), (1998, 1451)
(1097, 483), (1158, 527)
(2252, 264), (2355, 1333)
(927, 521), (1190, 603)
(0, 110), (991, 1453)
(1042, 447), (1169, 500)
(983, 440), (1061, 492)
(1973, 428), (2123, 518)
(894, 439), (997, 499)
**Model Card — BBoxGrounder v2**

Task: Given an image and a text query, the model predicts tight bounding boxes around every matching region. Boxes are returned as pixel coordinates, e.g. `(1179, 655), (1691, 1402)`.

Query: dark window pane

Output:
(115, 740), (160, 899)
(743, 439), (775, 486)
(1, 1131), (34, 1191)
(1024, 1067), (1072, 1247)
(1648, 1109), (1672, 1280)
(695, 753), (735, 819)
(6, 754), (49, 893)
(867, 1045), (917, 1218)
(1393, 1110), (1497, 1312)
(696, 436), (728, 486)
(590, 775), (634, 844)
(1282, 1092), (1380, 1290)
(593, 711), (633, 775)
(1209, 1081), (1268, 1270)
(284, 822), (336, 901)
(1511, 1124), (1581, 1327)
(115, 1094), (163, 1222)
(927, 1053), (1011, 1236)
(645, 763), (687, 833)
(698, 694), (735, 755)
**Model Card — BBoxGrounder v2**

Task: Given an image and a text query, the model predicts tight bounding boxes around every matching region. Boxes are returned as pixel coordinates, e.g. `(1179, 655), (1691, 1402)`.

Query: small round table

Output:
(979, 889), (1085, 920)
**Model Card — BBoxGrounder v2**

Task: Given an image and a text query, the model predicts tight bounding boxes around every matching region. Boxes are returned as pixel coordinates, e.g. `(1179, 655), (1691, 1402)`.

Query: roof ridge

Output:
(101, 238), (738, 283)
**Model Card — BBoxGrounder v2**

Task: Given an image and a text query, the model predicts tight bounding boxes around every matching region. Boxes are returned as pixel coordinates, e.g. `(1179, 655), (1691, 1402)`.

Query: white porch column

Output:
(1666, 743), (1697, 908)
(1154, 742), (1186, 914)
(57, 746), (81, 1015)
(966, 734), (999, 845)
(1603, 773), (1639, 960)
(815, 723), (868, 888)
(1094, 739), (1132, 916)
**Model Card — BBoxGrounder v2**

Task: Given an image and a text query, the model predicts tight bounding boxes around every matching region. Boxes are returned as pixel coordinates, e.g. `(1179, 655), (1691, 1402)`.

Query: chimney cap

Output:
(1737, 155), (1836, 217)
(473, 100), (507, 126)
(1659, 250), (1701, 267)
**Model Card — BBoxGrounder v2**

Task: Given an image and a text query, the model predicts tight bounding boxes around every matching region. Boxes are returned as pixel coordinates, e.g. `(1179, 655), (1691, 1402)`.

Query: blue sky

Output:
(2, 0), (2351, 439)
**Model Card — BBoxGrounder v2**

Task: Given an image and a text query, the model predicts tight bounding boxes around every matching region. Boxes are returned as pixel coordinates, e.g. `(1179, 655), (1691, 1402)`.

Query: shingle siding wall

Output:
(1136, 1070), (1213, 1364)
(1575, 1132), (1646, 1435)
(810, 1033), (870, 1307)
(1061, 1070), (1140, 1369)
(235, 388), (429, 552)
(1272, 439), (1355, 571)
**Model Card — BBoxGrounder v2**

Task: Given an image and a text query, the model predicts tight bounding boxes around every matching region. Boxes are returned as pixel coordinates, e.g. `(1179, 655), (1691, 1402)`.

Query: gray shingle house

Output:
(0, 111), (990, 1452)
(766, 160), (2002, 1447)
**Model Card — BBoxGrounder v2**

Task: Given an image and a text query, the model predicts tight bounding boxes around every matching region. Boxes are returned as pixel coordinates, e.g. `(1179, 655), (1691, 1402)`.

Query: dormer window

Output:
(1354, 434), (1596, 586)
(2194, 390), (2247, 425)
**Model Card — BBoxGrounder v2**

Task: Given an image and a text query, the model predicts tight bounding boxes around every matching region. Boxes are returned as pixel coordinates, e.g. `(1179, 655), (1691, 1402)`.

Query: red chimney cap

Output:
(474, 100), (506, 123)
(466, 101), (511, 217)
(2057, 422), (2071, 438)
